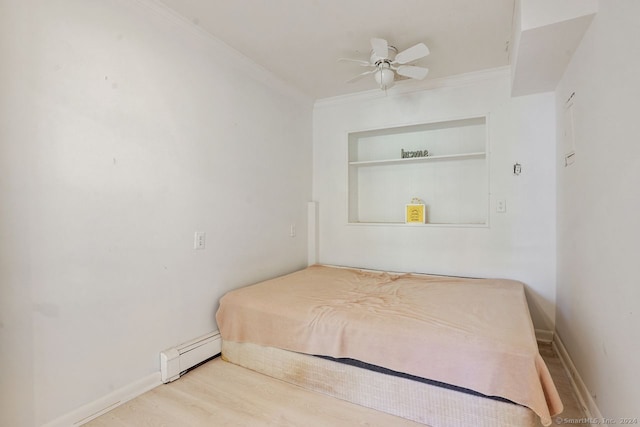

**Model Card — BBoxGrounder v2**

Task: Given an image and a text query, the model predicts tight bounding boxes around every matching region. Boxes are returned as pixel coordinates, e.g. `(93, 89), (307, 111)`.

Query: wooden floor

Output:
(86, 343), (588, 427)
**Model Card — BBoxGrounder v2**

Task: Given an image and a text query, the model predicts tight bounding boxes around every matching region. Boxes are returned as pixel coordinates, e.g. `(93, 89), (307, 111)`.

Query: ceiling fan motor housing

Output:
(370, 45), (397, 64)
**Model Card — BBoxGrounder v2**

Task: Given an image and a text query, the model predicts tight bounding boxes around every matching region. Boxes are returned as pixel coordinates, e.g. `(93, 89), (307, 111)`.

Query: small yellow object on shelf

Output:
(405, 199), (425, 224)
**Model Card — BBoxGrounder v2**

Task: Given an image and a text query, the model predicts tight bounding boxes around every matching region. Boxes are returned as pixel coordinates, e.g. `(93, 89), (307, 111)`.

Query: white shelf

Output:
(347, 221), (488, 228)
(347, 116), (489, 225)
(349, 152), (486, 167)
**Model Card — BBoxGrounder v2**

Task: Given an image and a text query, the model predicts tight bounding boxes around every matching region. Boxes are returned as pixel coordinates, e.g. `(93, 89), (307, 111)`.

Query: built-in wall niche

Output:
(348, 116), (489, 226)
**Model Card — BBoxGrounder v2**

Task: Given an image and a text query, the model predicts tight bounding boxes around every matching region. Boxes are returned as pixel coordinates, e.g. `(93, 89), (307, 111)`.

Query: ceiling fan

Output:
(340, 38), (430, 91)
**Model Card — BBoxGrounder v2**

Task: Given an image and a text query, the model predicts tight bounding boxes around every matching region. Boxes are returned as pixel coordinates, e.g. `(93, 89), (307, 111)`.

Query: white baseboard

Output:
(553, 333), (606, 427)
(43, 372), (161, 427)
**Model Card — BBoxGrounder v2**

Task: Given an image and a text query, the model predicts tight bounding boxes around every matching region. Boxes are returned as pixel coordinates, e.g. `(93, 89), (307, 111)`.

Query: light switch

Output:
(194, 231), (206, 249)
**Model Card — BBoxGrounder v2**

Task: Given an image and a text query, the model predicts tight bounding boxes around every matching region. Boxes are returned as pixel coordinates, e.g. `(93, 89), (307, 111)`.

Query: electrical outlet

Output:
(497, 199), (507, 213)
(194, 231), (206, 249)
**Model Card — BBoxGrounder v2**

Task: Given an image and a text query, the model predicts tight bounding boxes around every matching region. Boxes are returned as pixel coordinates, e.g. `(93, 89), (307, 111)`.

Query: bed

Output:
(216, 264), (563, 427)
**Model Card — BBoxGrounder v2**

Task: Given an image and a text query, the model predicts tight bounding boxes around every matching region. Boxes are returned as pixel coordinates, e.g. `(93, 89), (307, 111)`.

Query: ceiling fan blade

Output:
(338, 58), (373, 67)
(394, 43), (429, 64)
(346, 69), (375, 83)
(396, 65), (429, 80)
(370, 38), (389, 59)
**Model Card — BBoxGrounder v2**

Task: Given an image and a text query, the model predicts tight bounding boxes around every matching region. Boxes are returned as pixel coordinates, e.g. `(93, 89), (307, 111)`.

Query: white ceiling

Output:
(157, 0), (515, 100)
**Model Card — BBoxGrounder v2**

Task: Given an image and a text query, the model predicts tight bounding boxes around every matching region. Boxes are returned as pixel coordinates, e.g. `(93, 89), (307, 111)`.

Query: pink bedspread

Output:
(216, 265), (563, 426)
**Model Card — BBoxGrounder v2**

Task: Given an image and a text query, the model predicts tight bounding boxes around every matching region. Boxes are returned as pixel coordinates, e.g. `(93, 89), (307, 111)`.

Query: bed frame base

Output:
(222, 340), (537, 427)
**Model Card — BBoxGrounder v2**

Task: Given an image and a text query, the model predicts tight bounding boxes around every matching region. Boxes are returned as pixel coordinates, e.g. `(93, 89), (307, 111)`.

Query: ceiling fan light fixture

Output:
(374, 66), (395, 90)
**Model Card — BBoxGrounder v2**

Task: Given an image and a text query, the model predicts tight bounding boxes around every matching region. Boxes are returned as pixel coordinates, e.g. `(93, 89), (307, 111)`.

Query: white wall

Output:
(555, 0), (640, 418)
(0, 0), (312, 425)
(313, 71), (557, 331)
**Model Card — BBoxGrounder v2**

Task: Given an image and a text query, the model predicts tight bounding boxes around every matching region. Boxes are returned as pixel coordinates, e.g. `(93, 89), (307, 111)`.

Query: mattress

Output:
(222, 340), (538, 427)
(216, 265), (562, 425)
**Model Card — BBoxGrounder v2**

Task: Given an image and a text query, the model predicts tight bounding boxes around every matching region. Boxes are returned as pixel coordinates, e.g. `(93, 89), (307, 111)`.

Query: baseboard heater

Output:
(160, 331), (221, 383)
